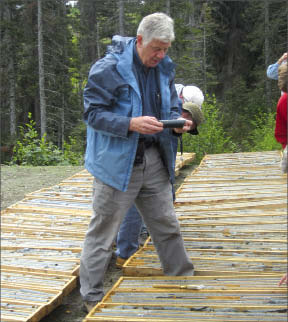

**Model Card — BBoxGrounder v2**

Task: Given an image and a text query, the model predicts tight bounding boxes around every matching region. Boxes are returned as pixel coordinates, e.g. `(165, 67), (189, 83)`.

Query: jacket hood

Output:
(106, 35), (135, 54)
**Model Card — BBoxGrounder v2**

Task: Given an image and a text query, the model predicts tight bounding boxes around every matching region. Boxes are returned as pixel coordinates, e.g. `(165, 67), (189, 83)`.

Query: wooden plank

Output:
(3, 151), (287, 322)
(1, 269), (76, 322)
(84, 275), (287, 322)
(122, 151), (287, 279)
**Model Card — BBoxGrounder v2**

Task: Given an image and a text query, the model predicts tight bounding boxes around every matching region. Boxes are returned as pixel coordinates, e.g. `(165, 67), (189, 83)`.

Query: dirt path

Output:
(1, 164), (195, 321)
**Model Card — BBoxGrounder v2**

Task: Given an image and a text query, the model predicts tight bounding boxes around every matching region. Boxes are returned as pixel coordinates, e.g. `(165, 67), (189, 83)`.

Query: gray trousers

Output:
(80, 146), (194, 302)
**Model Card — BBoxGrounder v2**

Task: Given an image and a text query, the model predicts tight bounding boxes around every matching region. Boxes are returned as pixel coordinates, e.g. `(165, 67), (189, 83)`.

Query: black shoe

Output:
(82, 300), (99, 313)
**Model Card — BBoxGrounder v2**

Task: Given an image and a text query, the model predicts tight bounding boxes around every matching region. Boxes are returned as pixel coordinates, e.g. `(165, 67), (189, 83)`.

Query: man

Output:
(115, 84), (205, 266)
(175, 84), (204, 137)
(80, 12), (195, 313)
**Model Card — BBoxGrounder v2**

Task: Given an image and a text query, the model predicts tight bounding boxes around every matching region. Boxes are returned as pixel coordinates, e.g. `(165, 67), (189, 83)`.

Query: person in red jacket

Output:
(275, 63), (287, 288)
(275, 63), (287, 173)
(275, 93), (287, 149)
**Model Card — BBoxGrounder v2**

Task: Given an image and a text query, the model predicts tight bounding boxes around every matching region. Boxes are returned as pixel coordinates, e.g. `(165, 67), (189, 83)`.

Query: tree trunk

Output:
(59, 0), (67, 149)
(165, 0), (170, 16)
(118, 0), (125, 35)
(264, 0), (271, 109)
(203, 16), (207, 94)
(96, 21), (101, 60)
(188, 0), (195, 27)
(59, 97), (65, 149)
(8, 56), (16, 137)
(0, 1), (3, 151)
(222, 5), (238, 95)
(37, 0), (47, 137)
(3, 4), (16, 137)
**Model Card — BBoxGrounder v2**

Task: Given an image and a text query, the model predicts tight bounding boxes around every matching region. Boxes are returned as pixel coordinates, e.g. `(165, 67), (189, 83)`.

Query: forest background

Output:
(1, 0), (287, 166)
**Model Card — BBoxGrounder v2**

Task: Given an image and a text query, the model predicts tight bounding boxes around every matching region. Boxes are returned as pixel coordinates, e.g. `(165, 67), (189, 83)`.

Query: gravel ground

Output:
(1, 164), (195, 322)
(1, 165), (84, 210)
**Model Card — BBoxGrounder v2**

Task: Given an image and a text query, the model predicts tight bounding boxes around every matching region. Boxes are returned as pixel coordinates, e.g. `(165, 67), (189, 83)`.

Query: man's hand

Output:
(129, 116), (163, 134)
(173, 117), (193, 133)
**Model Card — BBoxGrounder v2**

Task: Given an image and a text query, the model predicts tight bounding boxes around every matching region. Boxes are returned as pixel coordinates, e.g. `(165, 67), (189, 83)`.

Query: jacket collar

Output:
(114, 37), (175, 90)
(116, 38), (140, 97)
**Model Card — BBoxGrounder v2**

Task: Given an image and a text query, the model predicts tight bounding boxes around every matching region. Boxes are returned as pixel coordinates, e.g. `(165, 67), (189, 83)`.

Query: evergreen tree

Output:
(1, 0), (287, 161)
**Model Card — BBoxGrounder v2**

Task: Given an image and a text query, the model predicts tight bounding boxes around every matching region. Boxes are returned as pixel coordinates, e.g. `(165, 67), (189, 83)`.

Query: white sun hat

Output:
(175, 83), (185, 97)
(182, 85), (204, 107)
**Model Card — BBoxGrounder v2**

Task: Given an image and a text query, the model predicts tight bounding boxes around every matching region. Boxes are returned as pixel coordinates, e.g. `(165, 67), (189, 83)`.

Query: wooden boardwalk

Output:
(85, 151), (287, 322)
(0, 153), (195, 322)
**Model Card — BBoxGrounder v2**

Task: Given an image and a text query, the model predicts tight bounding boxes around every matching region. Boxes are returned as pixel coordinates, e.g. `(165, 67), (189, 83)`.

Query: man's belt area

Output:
(134, 138), (157, 165)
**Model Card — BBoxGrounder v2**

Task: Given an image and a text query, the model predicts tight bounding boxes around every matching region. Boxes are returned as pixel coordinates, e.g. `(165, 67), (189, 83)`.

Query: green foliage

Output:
(11, 113), (62, 166)
(182, 95), (236, 163)
(63, 136), (83, 166)
(11, 113), (83, 166)
(2, 0), (287, 161)
(11, 113), (63, 166)
(242, 112), (281, 152)
(66, 120), (87, 155)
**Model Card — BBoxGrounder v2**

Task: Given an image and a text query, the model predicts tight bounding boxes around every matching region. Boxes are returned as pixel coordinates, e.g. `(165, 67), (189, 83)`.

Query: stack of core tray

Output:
(1, 152), (195, 322)
(84, 151), (287, 322)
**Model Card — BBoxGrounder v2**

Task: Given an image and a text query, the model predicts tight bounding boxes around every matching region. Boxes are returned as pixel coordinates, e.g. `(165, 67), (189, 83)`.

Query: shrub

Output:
(181, 94), (236, 163)
(242, 112), (281, 151)
(11, 113), (83, 166)
(63, 136), (83, 165)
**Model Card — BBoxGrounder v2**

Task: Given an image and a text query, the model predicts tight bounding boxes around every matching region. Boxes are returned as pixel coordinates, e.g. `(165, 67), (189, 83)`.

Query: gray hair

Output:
(137, 12), (175, 46)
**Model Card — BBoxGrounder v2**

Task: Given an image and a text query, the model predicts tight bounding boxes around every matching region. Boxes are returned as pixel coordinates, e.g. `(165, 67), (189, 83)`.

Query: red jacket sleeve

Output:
(275, 93), (287, 149)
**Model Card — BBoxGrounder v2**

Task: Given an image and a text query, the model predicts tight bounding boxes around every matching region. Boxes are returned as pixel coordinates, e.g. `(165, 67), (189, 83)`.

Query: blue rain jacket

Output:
(84, 35), (181, 191)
